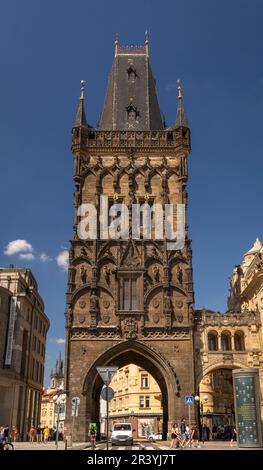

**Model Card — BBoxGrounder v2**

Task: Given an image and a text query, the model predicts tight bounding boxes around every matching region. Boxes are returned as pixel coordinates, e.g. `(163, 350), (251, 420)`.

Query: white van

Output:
(111, 423), (133, 446)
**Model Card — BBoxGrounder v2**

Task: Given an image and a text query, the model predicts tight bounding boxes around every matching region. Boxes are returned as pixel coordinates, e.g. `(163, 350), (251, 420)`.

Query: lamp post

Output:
(194, 395), (208, 444)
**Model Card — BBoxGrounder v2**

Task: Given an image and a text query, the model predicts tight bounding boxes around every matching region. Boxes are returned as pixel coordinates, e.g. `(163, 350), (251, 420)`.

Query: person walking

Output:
(28, 426), (36, 443)
(36, 425), (42, 443)
(89, 426), (96, 450)
(230, 425), (237, 447)
(180, 418), (187, 441)
(191, 424), (201, 448)
(43, 426), (49, 443)
(170, 423), (177, 449)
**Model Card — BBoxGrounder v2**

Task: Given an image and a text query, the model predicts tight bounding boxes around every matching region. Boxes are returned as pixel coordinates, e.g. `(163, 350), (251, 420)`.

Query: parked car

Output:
(111, 423), (133, 446)
(147, 433), (162, 442)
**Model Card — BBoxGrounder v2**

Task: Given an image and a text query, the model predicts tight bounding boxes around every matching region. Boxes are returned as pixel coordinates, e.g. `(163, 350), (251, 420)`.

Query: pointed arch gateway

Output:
(82, 340), (179, 440)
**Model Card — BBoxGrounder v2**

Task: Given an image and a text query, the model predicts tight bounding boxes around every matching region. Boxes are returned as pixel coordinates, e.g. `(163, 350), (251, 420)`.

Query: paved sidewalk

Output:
(13, 441), (87, 451)
(11, 440), (262, 451)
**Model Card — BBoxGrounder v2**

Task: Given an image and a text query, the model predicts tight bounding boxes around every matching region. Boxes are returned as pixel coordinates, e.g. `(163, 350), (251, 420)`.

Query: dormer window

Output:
(126, 100), (139, 122)
(127, 65), (138, 82)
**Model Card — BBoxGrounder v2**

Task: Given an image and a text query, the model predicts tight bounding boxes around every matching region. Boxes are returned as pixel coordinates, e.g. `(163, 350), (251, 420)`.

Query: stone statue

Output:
(81, 247), (87, 257)
(176, 266), (183, 284)
(152, 265), (160, 283)
(80, 266), (87, 284)
(90, 292), (98, 310)
(103, 265), (111, 285)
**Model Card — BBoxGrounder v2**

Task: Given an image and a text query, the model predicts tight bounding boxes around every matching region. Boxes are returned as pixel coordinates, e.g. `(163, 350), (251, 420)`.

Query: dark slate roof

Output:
(99, 46), (163, 131)
(73, 98), (87, 127)
(174, 96), (189, 128)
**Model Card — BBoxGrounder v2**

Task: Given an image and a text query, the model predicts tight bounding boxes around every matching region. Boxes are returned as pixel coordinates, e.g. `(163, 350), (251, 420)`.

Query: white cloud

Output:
(49, 338), (66, 344)
(4, 239), (33, 256)
(19, 253), (35, 260)
(56, 250), (69, 271)
(39, 253), (52, 263)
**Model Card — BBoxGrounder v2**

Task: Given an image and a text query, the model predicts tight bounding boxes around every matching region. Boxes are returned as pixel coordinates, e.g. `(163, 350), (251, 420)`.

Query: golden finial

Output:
(177, 79), (183, 99)
(80, 80), (85, 100)
(145, 30), (149, 57)
(113, 192), (119, 201)
(115, 32), (119, 57)
(144, 192), (150, 201)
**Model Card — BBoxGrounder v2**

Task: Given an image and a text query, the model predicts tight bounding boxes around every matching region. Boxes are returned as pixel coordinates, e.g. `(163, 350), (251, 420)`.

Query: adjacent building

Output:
(0, 267), (49, 439)
(105, 364), (162, 438)
(40, 352), (65, 433)
(196, 239), (263, 430)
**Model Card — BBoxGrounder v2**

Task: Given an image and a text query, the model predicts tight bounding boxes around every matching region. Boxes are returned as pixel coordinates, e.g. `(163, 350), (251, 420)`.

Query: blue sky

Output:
(0, 0), (263, 385)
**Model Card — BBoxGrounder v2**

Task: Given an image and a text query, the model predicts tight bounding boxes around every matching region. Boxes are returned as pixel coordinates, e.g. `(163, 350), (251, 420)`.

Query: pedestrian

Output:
(3, 425), (9, 441)
(89, 426), (96, 449)
(180, 418), (187, 440)
(43, 426), (49, 443)
(12, 426), (18, 442)
(184, 423), (191, 447)
(203, 423), (210, 441)
(191, 424), (201, 448)
(230, 425), (237, 447)
(170, 423), (177, 448)
(28, 425), (36, 443)
(36, 425), (42, 443)
(212, 424), (217, 440)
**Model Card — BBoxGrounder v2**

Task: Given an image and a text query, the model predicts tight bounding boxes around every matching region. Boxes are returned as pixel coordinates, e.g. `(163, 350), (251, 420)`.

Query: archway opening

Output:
(99, 363), (163, 440)
(199, 367), (236, 441)
(82, 342), (174, 441)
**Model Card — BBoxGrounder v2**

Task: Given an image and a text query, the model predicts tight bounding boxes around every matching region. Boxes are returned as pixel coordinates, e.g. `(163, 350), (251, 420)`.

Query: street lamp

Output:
(194, 394), (208, 444)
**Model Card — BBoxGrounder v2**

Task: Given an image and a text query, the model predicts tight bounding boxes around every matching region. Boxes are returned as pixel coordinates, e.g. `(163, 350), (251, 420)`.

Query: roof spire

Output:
(145, 30), (149, 57)
(115, 32), (119, 57)
(73, 79), (88, 127)
(174, 79), (189, 128)
(80, 79), (85, 100)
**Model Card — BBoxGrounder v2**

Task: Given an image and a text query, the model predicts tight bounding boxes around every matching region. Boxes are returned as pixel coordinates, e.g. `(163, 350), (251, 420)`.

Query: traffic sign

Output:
(101, 387), (114, 401)
(96, 367), (118, 385)
(185, 395), (194, 405)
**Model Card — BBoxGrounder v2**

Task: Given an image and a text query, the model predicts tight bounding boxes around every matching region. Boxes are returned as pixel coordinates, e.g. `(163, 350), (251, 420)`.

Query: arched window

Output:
(208, 332), (218, 351)
(221, 332), (231, 351)
(234, 332), (245, 351)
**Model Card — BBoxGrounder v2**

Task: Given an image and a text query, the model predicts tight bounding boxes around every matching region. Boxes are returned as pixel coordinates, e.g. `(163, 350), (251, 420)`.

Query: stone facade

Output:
(64, 38), (195, 441)
(194, 240), (263, 428)
(0, 267), (49, 439)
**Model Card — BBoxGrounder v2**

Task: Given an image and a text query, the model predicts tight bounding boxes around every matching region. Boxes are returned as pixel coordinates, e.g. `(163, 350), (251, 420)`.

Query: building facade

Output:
(195, 239), (263, 430)
(106, 364), (162, 438)
(0, 267), (49, 439)
(64, 34), (195, 441)
(64, 36), (263, 441)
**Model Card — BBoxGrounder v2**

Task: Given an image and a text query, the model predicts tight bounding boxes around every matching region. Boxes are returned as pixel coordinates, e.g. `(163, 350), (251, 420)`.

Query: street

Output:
(11, 440), (241, 451)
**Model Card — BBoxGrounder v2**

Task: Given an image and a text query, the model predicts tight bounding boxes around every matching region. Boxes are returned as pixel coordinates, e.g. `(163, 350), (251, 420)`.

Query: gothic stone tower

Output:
(64, 35), (195, 441)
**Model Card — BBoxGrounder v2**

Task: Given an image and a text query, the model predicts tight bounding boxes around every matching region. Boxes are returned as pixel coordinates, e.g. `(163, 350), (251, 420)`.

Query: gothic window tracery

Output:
(119, 274), (141, 311)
